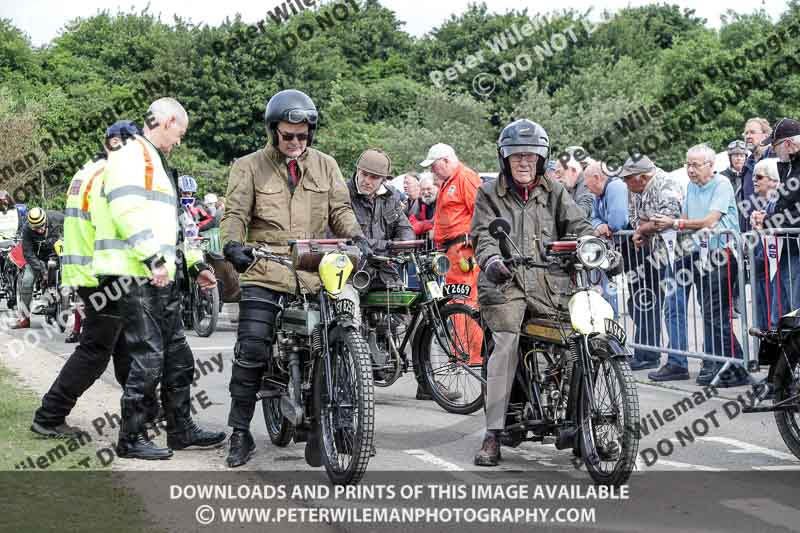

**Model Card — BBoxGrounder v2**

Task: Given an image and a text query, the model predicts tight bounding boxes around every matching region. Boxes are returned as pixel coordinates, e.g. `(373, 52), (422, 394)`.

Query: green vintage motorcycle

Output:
(352, 240), (485, 414)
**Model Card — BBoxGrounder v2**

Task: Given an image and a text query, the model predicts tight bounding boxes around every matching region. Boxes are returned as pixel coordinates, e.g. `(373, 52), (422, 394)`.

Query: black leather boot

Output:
(115, 433), (173, 460)
(167, 421), (226, 450)
(226, 429), (255, 468)
(30, 420), (84, 439)
(474, 431), (501, 467)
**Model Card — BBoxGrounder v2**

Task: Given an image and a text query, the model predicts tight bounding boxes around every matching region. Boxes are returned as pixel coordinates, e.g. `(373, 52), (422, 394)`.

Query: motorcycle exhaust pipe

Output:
(352, 270), (371, 291)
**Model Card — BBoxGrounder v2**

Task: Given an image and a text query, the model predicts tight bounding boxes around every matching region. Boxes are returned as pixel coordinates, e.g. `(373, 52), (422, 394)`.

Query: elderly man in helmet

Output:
(221, 89), (368, 468)
(471, 119), (592, 466)
(12, 207), (65, 329)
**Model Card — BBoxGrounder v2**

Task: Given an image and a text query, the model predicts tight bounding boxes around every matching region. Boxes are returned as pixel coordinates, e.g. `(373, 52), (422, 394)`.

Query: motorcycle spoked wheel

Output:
(262, 353), (295, 447)
(417, 303), (484, 415)
(773, 355), (800, 460)
(313, 327), (374, 485)
(578, 356), (639, 486)
(192, 282), (219, 337)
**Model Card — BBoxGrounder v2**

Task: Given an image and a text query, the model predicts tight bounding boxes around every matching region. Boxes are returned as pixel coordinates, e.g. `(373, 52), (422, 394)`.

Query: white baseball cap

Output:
(420, 143), (456, 167)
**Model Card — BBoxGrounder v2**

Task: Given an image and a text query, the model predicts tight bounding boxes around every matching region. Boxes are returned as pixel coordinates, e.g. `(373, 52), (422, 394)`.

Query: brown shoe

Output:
(474, 432), (501, 467)
(11, 317), (30, 330)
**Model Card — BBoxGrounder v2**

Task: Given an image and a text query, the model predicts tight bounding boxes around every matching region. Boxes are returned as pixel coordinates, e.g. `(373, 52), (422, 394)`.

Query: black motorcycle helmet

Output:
(497, 119), (550, 179)
(264, 89), (319, 147)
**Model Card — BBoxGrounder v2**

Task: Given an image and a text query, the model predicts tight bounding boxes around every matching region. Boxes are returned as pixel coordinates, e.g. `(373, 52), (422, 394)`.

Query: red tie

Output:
(288, 160), (299, 187)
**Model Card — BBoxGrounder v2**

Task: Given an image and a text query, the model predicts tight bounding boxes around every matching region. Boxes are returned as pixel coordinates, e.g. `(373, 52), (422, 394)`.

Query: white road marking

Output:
(191, 346), (232, 351)
(751, 465), (800, 471)
(721, 498), (800, 532)
(654, 459), (726, 471)
(404, 449), (464, 471)
(697, 437), (798, 462)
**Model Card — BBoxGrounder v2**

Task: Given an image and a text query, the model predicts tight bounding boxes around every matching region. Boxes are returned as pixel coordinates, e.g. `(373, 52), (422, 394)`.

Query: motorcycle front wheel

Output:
(416, 303), (484, 414)
(192, 282), (219, 337)
(773, 355), (800, 459)
(578, 356), (639, 486)
(313, 326), (374, 485)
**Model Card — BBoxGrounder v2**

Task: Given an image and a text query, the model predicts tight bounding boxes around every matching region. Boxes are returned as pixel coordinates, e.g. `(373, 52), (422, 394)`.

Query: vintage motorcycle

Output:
(352, 240), (485, 414)
(747, 320), (800, 460)
(12, 240), (71, 331)
(0, 238), (20, 310)
(181, 236), (220, 337)
(485, 218), (639, 485)
(254, 239), (374, 485)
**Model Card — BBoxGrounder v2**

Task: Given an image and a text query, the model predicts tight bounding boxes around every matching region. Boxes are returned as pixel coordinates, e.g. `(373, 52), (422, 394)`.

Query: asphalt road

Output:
(3, 307), (800, 532)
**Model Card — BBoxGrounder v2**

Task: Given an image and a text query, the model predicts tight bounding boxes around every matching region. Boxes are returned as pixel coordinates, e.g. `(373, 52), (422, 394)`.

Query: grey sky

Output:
(1, 0), (784, 47)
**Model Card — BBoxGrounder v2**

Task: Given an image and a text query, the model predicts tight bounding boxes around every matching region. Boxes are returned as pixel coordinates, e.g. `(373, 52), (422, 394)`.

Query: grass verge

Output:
(0, 362), (162, 532)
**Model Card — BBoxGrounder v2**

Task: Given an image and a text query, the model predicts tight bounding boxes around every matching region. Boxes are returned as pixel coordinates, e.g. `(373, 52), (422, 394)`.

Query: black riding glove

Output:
(485, 256), (512, 284)
(223, 241), (255, 274)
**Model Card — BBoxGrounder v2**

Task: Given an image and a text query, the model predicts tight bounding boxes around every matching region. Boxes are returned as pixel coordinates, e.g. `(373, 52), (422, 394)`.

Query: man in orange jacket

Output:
(421, 143), (483, 367)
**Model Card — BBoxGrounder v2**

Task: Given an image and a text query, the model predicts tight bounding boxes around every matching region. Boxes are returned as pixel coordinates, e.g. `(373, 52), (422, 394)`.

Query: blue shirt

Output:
(684, 174), (740, 250)
(591, 177), (629, 231)
(741, 146), (773, 232)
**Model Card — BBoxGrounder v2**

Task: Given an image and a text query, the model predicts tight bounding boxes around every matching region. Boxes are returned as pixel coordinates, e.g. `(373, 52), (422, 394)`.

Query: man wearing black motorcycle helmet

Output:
(470, 119), (593, 466)
(221, 89), (368, 468)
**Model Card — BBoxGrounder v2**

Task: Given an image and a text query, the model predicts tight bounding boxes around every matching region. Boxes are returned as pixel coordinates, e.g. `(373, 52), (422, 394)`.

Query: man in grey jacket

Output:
(554, 156), (593, 218)
(471, 119), (592, 466)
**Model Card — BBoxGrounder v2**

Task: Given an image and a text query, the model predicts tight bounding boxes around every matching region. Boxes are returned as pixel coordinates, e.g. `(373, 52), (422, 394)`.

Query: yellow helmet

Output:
(27, 207), (47, 230)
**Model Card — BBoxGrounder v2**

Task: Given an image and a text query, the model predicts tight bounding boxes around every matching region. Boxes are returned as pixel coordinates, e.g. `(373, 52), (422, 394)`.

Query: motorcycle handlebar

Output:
(388, 240), (424, 249)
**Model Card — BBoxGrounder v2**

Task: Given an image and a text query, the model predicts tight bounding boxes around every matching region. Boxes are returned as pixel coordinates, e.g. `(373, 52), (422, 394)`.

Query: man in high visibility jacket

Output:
(420, 143), (483, 371)
(31, 121), (139, 438)
(93, 98), (224, 460)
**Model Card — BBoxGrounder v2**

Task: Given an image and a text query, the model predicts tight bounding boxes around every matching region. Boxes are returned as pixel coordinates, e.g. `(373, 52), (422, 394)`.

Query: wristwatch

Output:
(672, 219), (680, 230)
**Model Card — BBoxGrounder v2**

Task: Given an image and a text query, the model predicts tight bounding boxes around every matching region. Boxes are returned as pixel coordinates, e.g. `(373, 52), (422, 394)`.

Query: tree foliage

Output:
(1, 2), (799, 208)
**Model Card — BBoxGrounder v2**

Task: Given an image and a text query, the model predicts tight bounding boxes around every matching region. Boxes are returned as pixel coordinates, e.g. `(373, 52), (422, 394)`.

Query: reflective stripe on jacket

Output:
(61, 158), (106, 288)
(92, 135), (178, 279)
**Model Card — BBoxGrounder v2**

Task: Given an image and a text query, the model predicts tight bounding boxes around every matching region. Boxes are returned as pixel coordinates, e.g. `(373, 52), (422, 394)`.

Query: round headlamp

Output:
(577, 236), (609, 269)
(432, 254), (451, 277)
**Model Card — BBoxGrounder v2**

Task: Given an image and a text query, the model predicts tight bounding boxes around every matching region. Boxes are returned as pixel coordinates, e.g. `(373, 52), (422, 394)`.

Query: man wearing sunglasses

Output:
(221, 89), (368, 469)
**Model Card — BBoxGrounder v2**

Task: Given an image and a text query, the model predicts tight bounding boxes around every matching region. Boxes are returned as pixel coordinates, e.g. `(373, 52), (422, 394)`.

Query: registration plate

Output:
(605, 318), (626, 345)
(334, 298), (356, 316)
(443, 283), (471, 297)
(426, 281), (444, 300)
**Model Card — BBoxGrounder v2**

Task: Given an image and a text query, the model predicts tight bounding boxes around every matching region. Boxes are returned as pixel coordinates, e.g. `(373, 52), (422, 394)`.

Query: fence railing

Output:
(610, 228), (753, 378)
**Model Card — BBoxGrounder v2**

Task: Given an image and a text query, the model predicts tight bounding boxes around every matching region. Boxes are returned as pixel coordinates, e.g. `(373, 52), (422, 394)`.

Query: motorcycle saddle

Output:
(522, 316), (573, 345)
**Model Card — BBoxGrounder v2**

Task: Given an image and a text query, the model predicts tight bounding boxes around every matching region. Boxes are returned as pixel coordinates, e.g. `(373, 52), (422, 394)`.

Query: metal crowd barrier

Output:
(610, 229), (752, 377)
(745, 228), (800, 334)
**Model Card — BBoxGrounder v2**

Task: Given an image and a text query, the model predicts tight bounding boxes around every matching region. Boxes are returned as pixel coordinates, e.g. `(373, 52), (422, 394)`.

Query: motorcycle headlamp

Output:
(577, 236), (609, 269)
(431, 254), (451, 277)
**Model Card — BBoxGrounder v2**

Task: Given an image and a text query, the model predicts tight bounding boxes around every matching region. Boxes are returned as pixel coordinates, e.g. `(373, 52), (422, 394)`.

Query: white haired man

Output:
(652, 144), (747, 387)
(553, 156), (593, 218)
